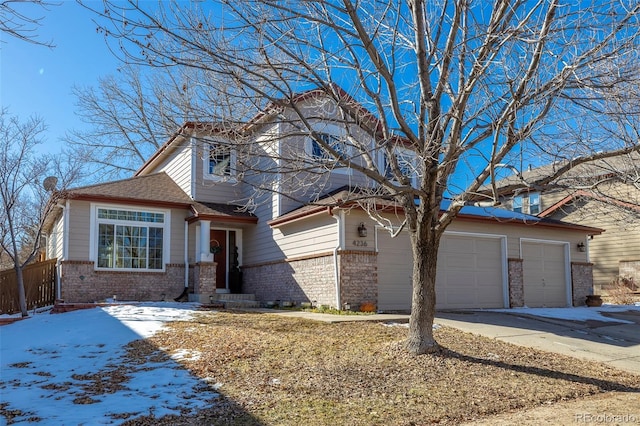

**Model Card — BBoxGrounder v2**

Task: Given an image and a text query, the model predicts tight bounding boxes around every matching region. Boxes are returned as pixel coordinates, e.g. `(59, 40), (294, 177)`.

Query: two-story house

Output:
(488, 154), (640, 294)
(43, 88), (601, 310)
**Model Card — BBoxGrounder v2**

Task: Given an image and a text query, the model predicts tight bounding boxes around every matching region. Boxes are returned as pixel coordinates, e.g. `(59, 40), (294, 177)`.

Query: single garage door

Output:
(522, 241), (568, 307)
(436, 234), (505, 310)
(377, 232), (505, 311)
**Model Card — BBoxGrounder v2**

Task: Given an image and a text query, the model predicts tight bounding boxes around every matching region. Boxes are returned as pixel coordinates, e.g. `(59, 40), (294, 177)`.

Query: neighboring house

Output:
(487, 154), (640, 294)
(43, 89), (602, 310)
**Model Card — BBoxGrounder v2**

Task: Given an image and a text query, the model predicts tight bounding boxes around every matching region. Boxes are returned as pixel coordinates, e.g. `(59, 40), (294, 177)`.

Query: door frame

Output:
(210, 227), (243, 292)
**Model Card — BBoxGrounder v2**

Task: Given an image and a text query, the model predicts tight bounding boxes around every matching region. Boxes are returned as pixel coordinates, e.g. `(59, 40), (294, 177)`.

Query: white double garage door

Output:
(378, 231), (570, 311)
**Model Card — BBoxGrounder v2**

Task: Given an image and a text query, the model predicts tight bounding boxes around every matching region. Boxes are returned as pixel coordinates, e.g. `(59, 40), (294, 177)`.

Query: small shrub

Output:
(359, 302), (376, 312)
(607, 276), (637, 305)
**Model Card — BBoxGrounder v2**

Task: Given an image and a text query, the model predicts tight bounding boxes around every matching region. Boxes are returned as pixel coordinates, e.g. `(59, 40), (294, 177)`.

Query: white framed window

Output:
(310, 133), (346, 160)
(512, 195), (523, 213)
(529, 192), (540, 215)
(305, 124), (351, 174)
(92, 206), (169, 271)
(381, 147), (419, 187)
(204, 140), (236, 182)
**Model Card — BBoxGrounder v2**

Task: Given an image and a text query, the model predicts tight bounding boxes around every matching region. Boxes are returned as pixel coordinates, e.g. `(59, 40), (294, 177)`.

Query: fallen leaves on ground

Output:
(123, 311), (640, 425)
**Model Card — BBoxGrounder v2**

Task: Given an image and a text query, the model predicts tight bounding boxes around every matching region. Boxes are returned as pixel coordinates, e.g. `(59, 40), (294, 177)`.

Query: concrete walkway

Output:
(261, 308), (640, 375)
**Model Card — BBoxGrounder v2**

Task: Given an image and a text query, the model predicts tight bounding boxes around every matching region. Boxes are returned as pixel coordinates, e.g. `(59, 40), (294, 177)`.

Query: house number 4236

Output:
(353, 240), (368, 247)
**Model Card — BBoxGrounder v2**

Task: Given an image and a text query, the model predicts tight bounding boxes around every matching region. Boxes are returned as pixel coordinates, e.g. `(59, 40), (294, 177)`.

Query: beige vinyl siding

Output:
(154, 141), (194, 197)
(66, 200), (92, 260)
(243, 201), (285, 265)
(273, 101), (383, 215)
(168, 208), (189, 264)
(274, 215), (337, 259)
(49, 214), (64, 260)
(549, 197), (639, 289)
(344, 213), (376, 252)
(193, 140), (244, 203)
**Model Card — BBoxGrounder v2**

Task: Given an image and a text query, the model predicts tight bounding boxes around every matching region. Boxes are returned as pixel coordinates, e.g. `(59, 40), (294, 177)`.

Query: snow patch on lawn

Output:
(0, 302), (219, 425)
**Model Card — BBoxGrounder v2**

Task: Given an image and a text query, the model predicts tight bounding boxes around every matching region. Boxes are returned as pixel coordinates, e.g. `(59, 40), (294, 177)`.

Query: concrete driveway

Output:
(435, 309), (640, 375)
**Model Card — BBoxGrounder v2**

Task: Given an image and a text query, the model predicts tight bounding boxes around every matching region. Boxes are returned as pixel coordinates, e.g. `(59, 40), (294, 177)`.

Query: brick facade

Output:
(189, 262), (217, 303)
(571, 262), (594, 306)
(243, 250), (378, 309)
(243, 253), (337, 306)
(339, 250), (377, 309)
(60, 260), (186, 303)
(508, 258), (524, 307)
(507, 258), (594, 307)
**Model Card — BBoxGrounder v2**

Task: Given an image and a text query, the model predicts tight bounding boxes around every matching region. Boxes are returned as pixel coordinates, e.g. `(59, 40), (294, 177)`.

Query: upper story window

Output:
(382, 147), (419, 187)
(310, 133), (347, 160)
(512, 195), (523, 213)
(306, 130), (350, 174)
(529, 192), (540, 215)
(205, 141), (236, 182)
(94, 207), (168, 271)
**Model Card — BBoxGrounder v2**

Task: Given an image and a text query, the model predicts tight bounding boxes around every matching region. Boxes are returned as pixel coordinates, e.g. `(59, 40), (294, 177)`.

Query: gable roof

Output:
(489, 152), (640, 196)
(47, 173), (256, 230)
(539, 189), (640, 218)
(136, 85), (412, 177)
(60, 172), (194, 207)
(269, 186), (603, 234)
(136, 123), (235, 176)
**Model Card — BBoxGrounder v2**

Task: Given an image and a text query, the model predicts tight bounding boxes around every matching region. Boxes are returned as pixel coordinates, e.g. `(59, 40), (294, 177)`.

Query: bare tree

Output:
(0, 0), (56, 46)
(68, 62), (269, 180)
(82, 0), (640, 353)
(0, 109), (80, 316)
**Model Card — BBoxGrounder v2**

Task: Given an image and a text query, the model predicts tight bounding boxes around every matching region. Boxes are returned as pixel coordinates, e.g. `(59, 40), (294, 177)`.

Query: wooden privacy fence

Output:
(0, 259), (57, 314)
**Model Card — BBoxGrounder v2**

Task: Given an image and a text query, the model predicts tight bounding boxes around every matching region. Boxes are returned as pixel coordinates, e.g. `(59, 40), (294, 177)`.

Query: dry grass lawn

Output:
(124, 311), (640, 425)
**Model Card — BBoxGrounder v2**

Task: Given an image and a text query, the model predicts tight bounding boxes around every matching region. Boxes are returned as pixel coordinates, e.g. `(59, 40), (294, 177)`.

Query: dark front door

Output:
(210, 229), (227, 290)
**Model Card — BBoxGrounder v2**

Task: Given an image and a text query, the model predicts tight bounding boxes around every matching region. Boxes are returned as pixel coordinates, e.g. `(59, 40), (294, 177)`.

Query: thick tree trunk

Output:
(405, 218), (441, 354)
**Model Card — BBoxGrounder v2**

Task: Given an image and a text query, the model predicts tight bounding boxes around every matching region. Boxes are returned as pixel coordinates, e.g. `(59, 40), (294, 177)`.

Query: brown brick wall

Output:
(243, 251), (379, 309)
(192, 262), (216, 296)
(571, 262), (594, 306)
(339, 250), (377, 309)
(243, 254), (337, 307)
(508, 258), (524, 307)
(60, 261), (186, 303)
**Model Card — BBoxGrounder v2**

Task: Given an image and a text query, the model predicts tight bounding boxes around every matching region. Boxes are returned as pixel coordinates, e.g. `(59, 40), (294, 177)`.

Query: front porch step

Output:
(214, 293), (256, 302)
(221, 300), (261, 309)
(211, 293), (260, 309)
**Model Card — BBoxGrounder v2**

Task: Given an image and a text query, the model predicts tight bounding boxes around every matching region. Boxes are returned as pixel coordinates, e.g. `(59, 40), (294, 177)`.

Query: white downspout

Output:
(184, 221), (189, 290)
(332, 209), (345, 309)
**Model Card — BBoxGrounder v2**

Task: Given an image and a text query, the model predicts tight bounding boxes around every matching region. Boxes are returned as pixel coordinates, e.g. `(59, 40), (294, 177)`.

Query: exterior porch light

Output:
(577, 242), (586, 252)
(357, 222), (367, 238)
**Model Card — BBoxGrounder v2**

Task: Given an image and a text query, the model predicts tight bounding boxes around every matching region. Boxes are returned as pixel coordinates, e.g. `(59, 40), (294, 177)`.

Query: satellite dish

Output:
(43, 176), (58, 192)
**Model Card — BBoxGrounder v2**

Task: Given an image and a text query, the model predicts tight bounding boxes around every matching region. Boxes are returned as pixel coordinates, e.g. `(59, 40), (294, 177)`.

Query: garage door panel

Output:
(522, 241), (567, 308)
(377, 232), (413, 311)
(436, 235), (504, 309)
(378, 232), (505, 311)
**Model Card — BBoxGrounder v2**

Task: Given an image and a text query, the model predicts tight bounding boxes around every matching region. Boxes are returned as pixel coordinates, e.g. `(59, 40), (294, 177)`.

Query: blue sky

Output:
(0, 1), (122, 154)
